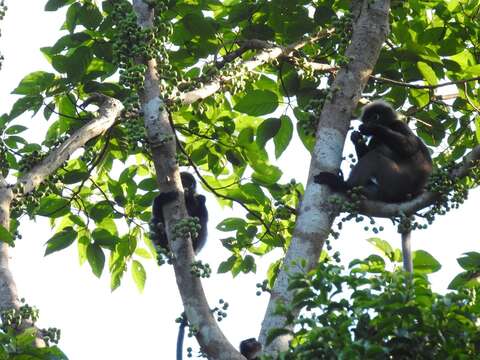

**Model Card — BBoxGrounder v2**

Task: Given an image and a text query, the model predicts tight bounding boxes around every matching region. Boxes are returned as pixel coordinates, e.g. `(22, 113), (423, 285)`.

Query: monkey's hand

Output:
(359, 123), (377, 136)
(350, 131), (364, 144)
(314, 171), (347, 191)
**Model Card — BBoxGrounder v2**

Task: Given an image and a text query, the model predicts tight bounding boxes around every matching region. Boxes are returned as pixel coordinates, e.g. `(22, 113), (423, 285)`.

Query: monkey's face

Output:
(180, 172), (197, 194)
(361, 101), (397, 125)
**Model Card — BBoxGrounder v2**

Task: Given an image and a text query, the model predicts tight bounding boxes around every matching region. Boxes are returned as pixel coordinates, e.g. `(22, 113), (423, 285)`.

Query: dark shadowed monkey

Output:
(149, 171), (208, 254)
(315, 101), (432, 202)
(314, 101), (433, 272)
(240, 338), (262, 359)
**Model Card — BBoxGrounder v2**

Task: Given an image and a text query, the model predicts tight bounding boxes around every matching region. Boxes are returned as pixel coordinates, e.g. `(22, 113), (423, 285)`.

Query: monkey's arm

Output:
(350, 131), (369, 158)
(186, 194), (208, 253)
(313, 171), (349, 191)
(360, 122), (418, 156)
(150, 192), (180, 250)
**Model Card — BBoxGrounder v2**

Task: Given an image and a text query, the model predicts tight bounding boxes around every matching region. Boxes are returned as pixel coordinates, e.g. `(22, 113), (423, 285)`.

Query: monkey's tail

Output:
(176, 318), (187, 360)
(400, 229), (413, 273)
(313, 172), (349, 191)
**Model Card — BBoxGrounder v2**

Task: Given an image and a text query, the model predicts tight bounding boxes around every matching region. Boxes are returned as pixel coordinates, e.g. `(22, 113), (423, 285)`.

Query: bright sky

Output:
(0, 2), (478, 360)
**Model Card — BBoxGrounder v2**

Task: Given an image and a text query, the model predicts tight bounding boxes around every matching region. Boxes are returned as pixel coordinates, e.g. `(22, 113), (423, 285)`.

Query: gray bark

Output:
(259, 0), (392, 356)
(133, 2), (244, 359)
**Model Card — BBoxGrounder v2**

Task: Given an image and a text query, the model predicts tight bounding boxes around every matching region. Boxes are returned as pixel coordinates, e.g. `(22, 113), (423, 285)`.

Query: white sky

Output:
(0, 2), (478, 359)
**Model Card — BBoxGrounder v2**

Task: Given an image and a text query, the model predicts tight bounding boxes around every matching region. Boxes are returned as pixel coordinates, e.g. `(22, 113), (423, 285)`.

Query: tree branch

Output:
(215, 39), (275, 69)
(259, 0), (392, 356)
(358, 145), (480, 217)
(178, 29), (334, 105)
(132, 2), (243, 359)
(17, 96), (123, 195)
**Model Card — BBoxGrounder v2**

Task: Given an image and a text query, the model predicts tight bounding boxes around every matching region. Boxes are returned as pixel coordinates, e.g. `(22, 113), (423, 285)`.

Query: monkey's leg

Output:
(151, 192), (180, 250)
(346, 152), (390, 200)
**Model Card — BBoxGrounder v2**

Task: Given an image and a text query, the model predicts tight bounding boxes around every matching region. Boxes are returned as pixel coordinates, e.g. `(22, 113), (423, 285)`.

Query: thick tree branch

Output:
(0, 176), (45, 346)
(0, 175), (17, 312)
(215, 39), (275, 69)
(358, 145), (480, 217)
(259, 0), (392, 356)
(17, 96), (123, 195)
(132, 2), (243, 359)
(179, 29), (334, 105)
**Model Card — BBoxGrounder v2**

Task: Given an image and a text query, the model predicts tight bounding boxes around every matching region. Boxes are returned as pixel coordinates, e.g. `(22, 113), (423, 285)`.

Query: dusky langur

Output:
(150, 172), (208, 253)
(315, 101), (433, 272)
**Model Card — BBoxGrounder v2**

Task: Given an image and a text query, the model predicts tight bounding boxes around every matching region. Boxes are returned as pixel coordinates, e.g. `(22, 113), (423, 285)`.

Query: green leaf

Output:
(350, 255), (386, 273)
(138, 178), (157, 191)
(45, 227), (77, 255)
(9, 96), (44, 120)
(238, 127), (254, 145)
(274, 115), (293, 158)
(409, 88), (430, 108)
(417, 62), (438, 85)
(182, 13), (217, 38)
(66, 46), (93, 80)
(476, 117), (480, 143)
(241, 24), (275, 41)
(448, 271), (480, 290)
(234, 90), (279, 116)
(12, 71), (55, 95)
(242, 255), (256, 273)
(90, 201), (114, 222)
(37, 195), (70, 218)
(132, 260), (146, 293)
(92, 228), (118, 250)
(62, 169), (90, 184)
(5, 125), (27, 135)
(464, 64), (480, 76)
(218, 255), (237, 273)
(87, 243), (105, 278)
(256, 118), (281, 148)
(50, 33), (91, 54)
(251, 165), (282, 185)
(314, 6), (336, 25)
(457, 252), (480, 271)
(45, 0), (72, 11)
(66, 3), (81, 33)
(135, 248), (152, 259)
(217, 218), (247, 232)
(225, 149), (244, 167)
(413, 250), (441, 274)
(16, 328), (37, 347)
(78, 235), (89, 265)
(367, 237), (395, 260)
(266, 328), (292, 345)
(78, 2), (103, 30)
(240, 183), (268, 205)
(294, 108), (315, 152)
(0, 225), (14, 245)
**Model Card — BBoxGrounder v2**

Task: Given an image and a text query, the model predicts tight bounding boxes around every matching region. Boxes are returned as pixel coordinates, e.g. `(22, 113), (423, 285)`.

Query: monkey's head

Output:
(180, 172), (197, 195)
(240, 338), (262, 359)
(361, 100), (397, 125)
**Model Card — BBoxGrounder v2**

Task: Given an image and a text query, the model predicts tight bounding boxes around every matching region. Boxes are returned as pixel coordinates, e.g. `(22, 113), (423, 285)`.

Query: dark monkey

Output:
(240, 338), (262, 360)
(314, 101), (432, 203)
(314, 101), (433, 272)
(149, 171), (208, 254)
